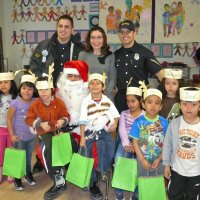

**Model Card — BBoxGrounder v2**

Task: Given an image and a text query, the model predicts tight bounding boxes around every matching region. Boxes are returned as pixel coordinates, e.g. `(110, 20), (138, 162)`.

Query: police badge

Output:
(134, 53), (139, 60)
(42, 50), (48, 63)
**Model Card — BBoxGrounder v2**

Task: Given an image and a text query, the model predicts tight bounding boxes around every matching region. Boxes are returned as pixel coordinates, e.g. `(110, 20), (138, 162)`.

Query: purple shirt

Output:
(119, 109), (145, 147)
(10, 96), (35, 141)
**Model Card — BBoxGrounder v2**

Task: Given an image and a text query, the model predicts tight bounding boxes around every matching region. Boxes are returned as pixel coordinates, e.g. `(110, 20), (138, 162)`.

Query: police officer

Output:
(114, 20), (164, 113)
(30, 15), (83, 87)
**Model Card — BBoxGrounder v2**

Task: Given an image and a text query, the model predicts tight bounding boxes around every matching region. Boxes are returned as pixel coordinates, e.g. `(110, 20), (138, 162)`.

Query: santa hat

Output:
(164, 68), (183, 79)
(180, 87), (200, 101)
(126, 87), (142, 96)
(144, 88), (162, 100)
(63, 60), (88, 82)
(0, 72), (14, 81)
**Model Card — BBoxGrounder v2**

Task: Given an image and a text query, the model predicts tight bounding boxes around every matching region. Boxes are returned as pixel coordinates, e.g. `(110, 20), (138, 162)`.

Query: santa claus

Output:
(56, 60), (89, 142)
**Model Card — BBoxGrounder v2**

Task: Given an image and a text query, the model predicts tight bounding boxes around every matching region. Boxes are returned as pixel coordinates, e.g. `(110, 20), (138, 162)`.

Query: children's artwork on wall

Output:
(26, 31), (36, 44)
(99, 0), (153, 43)
(90, 3), (100, 12)
(154, 1), (200, 43)
(47, 31), (55, 39)
(37, 31), (46, 43)
(162, 44), (173, 58)
(150, 44), (162, 58)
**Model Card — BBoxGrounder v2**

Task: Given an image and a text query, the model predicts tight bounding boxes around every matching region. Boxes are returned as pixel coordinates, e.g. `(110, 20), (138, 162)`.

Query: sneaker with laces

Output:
(25, 173), (36, 185)
(14, 178), (24, 191)
(44, 183), (67, 199)
(115, 192), (125, 200)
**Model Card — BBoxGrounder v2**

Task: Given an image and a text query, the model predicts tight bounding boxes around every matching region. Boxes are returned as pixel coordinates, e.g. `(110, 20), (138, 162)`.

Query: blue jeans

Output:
(114, 142), (137, 196)
(85, 129), (115, 185)
(14, 139), (35, 175)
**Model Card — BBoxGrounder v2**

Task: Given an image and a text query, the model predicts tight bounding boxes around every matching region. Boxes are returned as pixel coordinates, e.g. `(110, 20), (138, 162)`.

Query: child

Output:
(7, 74), (37, 190)
(25, 76), (70, 200)
(163, 87), (200, 200)
(130, 89), (168, 177)
(160, 68), (183, 122)
(0, 72), (18, 183)
(79, 73), (120, 200)
(114, 87), (145, 200)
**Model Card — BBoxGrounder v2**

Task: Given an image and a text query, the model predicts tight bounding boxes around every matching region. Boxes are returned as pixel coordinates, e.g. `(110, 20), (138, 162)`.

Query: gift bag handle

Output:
(79, 146), (88, 157)
(146, 169), (158, 177)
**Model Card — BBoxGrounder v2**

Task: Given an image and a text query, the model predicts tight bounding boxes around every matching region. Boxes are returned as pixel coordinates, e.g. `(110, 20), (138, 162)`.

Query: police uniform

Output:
(114, 41), (162, 113)
(30, 32), (83, 87)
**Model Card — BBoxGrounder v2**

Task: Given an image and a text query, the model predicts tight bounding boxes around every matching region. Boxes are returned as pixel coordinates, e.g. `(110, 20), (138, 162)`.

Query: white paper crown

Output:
(180, 87), (200, 101)
(144, 88), (162, 100)
(164, 68), (183, 79)
(36, 80), (53, 90)
(89, 73), (107, 85)
(126, 87), (142, 96)
(0, 72), (14, 81)
(21, 74), (37, 84)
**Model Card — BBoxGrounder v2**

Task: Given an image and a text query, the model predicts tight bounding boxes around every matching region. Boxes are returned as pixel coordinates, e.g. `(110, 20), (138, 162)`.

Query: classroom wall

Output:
(1, 0), (199, 78)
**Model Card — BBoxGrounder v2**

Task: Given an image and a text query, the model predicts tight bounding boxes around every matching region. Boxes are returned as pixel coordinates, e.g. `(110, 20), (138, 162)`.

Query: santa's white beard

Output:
(57, 77), (88, 129)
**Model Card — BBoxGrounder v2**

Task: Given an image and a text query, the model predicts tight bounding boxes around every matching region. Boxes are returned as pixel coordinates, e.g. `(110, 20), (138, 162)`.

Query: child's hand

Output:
(141, 158), (151, 170)
(124, 144), (134, 153)
(80, 136), (86, 147)
(151, 158), (161, 169)
(10, 134), (19, 144)
(40, 122), (51, 132)
(164, 166), (171, 179)
(55, 119), (65, 129)
(108, 123), (117, 133)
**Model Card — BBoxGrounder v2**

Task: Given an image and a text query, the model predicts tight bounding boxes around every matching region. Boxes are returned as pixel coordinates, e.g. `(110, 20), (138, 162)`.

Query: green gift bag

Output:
(112, 157), (138, 192)
(66, 153), (94, 188)
(2, 148), (26, 179)
(52, 132), (73, 166)
(138, 175), (167, 200)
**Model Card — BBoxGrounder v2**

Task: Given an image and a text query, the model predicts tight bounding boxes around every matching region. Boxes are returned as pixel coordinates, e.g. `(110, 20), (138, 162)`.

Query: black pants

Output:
(114, 91), (128, 113)
(168, 170), (200, 200)
(39, 132), (61, 176)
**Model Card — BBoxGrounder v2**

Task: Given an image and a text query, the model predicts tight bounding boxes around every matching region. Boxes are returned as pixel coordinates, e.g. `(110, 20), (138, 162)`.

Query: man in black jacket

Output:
(30, 15), (83, 87)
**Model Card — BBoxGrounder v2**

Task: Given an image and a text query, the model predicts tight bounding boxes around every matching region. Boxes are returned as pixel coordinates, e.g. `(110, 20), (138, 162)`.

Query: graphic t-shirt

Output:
(129, 114), (168, 163)
(173, 117), (200, 176)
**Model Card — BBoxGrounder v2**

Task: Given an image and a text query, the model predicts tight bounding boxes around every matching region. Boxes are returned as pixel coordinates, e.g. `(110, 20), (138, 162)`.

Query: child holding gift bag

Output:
(114, 86), (145, 200)
(7, 73), (37, 190)
(163, 87), (200, 200)
(130, 88), (168, 176)
(25, 73), (70, 200)
(79, 73), (120, 200)
(0, 72), (18, 183)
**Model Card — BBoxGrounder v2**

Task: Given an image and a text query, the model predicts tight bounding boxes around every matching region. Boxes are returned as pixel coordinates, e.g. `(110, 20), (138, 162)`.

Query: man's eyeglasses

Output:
(90, 36), (103, 40)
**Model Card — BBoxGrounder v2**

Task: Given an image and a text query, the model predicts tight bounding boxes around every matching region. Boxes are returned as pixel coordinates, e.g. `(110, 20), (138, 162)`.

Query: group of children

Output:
(0, 65), (200, 200)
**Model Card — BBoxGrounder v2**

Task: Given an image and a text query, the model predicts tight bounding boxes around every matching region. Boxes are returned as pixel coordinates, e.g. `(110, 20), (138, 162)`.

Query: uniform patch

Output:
(34, 52), (41, 58)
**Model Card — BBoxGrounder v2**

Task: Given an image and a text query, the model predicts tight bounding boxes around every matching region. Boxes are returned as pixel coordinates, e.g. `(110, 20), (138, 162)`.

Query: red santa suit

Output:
(56, 60), (89, 144)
